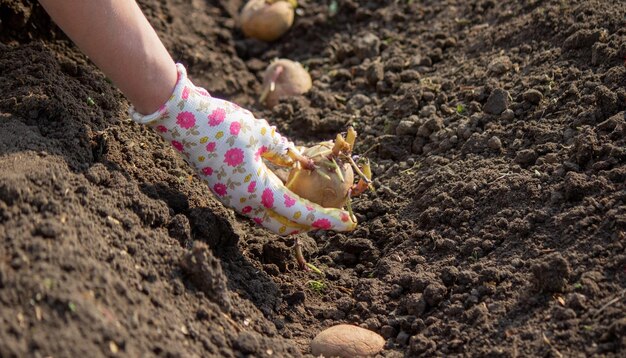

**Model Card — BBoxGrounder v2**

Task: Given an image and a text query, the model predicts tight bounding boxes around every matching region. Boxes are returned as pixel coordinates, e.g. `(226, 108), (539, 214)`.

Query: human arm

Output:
(38, 0), (177, 114)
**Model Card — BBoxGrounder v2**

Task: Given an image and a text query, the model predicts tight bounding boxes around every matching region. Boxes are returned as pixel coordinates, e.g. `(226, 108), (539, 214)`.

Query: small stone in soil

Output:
(396, 120), (418, 136)
(488, 136), (502, 150)
(366, 62), (384, 85)
(347, 93), (372, 111)
(395, 331), (411, 345)
(523, 89), (543, 104)
(483, 88), (510, 115)
(423, 282), (447, 307)
(419, 104), (437, 117)
(380, 325), (396, 339)
(354, 33), (381, 59)
(500, 108), (515, 121)
(487, 55), (513, 75)
(514, 149), (538, 166)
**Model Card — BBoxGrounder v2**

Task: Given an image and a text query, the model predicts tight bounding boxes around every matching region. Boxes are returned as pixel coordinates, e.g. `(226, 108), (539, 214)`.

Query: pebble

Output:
(380, 325), (396, 339)
(419, 105), (437, 117)
(347, 94), (371, 111)
(483, 88), (510, 115)
(514, 149), (538, 166)
(500, 108), (515, 121)
(487, 136), (502, 150)
(365, 62), (384, 87)
(421, 91), (435, 102)
(400, 69), (420, 82)
(487, 56), (512, 75)
(523, 89), (543, 104)
(311, 324), (385, 357)
(395, 331), (411, 345)
(417, 116), (443, 137)
(354, 33), (381, 59)
(396, 120), (418, 136)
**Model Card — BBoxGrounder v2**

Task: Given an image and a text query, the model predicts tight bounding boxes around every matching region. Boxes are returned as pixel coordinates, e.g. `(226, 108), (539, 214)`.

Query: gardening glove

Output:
(130, 64), (357, 235)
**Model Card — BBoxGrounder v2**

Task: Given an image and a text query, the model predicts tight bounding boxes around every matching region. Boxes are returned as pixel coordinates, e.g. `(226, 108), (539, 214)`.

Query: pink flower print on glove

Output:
(223, 148), (244, 167)
(171, 140), (184, 152)
(261, 188), (274, 208)
(230, 122), (241, 135)
(176, 112), (196, 129)
(208, 108), (225, 126)
(202, 167), (213, 176)
(284, 194), (296, 208)
(129, 64), (356, 235)
(213, 183), (228, 197)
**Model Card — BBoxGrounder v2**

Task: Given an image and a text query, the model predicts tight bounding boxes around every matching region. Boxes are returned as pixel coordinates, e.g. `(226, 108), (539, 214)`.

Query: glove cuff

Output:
(129, 63), (195, 125)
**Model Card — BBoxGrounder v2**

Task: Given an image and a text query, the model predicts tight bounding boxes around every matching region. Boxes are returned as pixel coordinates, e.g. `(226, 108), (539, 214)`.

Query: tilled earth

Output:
(1, 0), (625, 357)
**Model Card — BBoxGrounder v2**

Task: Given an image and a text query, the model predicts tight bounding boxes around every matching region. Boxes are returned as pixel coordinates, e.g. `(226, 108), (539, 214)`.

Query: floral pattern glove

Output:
(130, 64), (357, 235)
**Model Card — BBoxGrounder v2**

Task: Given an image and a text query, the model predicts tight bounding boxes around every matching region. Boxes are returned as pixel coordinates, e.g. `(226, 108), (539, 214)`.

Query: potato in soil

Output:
(261, 58), (312, 108)
(240, 0), (295, 42)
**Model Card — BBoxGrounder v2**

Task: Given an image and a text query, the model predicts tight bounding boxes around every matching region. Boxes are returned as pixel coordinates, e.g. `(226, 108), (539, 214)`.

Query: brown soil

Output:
(1, 0), (625, 357)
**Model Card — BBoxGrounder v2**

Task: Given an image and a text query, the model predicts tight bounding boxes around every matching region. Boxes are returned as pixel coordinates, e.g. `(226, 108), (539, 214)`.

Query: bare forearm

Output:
(39, 0), (177, 114)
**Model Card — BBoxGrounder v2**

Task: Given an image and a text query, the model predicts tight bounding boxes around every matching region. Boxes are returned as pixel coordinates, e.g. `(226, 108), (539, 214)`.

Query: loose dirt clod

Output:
(260, 58), (312, 108)
(531, 253), (571, 293)
(240, 0), (295, 42)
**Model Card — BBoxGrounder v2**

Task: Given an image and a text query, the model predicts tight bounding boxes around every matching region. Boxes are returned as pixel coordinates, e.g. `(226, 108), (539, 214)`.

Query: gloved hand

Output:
(130, 64), (356, 235)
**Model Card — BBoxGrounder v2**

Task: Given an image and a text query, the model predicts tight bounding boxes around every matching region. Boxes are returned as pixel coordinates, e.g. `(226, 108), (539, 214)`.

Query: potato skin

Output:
(262, 59), (312, 108)
(240, 0), (294, 42)
(311, 324), (385, 357)
(286, 144), (353, 209)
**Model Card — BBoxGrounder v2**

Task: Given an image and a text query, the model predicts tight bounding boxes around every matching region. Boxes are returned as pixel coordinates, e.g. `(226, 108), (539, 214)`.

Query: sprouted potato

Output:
(260, 58), (312, 108)
(286, 141), (354, 208)
(282, 127), (373, 217)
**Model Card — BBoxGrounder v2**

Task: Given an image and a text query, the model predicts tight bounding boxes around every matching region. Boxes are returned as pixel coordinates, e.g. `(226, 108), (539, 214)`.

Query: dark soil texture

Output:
(1, 0), (625, 357)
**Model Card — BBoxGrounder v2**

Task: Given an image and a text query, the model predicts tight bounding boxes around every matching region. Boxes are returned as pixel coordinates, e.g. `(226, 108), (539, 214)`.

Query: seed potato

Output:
(311, 324), (385, 357)
(240, 0), (295, 42)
